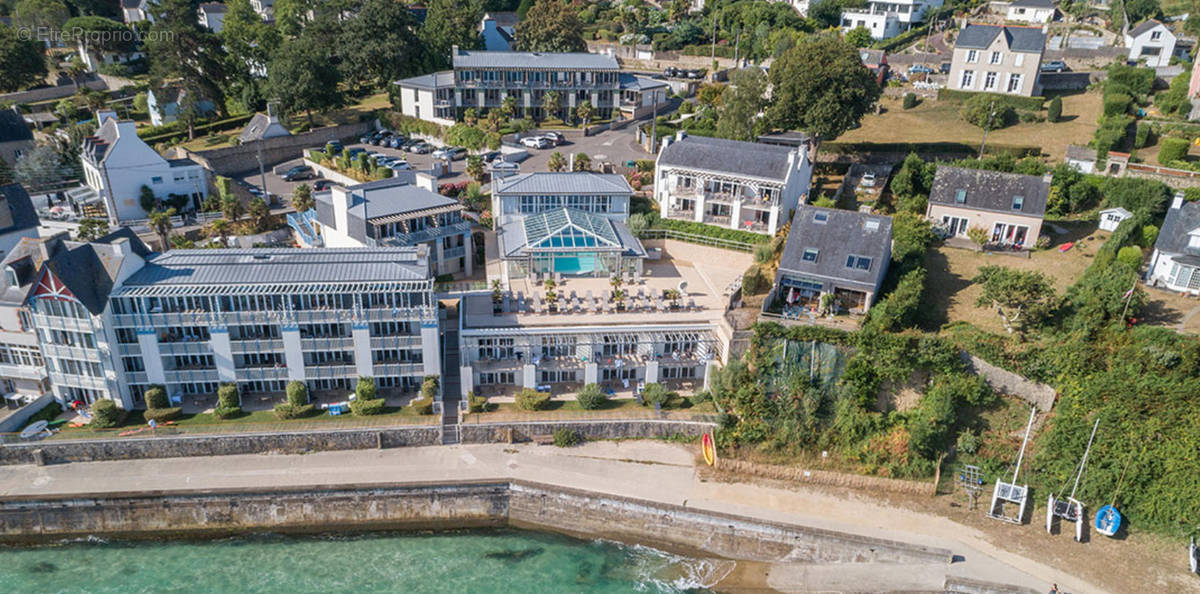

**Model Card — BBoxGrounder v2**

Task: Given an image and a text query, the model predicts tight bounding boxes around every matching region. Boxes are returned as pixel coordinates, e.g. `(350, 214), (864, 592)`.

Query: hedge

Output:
(516, 388), (551, 411)
(936, 88), (1045, 111)
(352, 397), (388, 416)
(273, 403), (317, 419)
(821, 141), (1040, 158)
(140, 113), (256, 145)
(144, 407), (182, 423)
(648, 217), (771, 245)
(409, 396), (434, 415)
(91, 400), (125, 428)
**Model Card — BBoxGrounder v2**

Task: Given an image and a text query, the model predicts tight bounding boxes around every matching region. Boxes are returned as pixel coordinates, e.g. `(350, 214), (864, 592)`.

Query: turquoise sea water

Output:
(0, 529), (733, 593)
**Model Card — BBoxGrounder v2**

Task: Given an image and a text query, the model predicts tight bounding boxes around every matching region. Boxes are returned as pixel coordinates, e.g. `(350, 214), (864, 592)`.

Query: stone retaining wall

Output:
(960, 352), (1056, 412)
(180, 121), (374, 176)
(459, 419), (715, 444)
(0, 426), (440, 466)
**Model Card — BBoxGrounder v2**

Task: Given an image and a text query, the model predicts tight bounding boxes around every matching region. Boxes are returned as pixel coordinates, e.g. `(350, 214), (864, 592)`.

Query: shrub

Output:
(863, 268), (926, 332)
(352, 397), (388, 416)
(741, 265), (769, 295)
(516, 388), (551, 411)
(753, 242), (774, 264)
(902, 92), (918, 110)
(649, 217), (770, 245)
(286, 381), (308, 407)
(1134, 124), (1152, 148)
(641, 383), (673, 407)
(960, 95), (1015, 130)
(410, 396), (434, 415)
(214, 405), (243, 419)
(1102, 93), (1132, 117)
(356, 376), (377, 401)
(1047, 96), (1062, 122)
(576, 383), (607, 410)
(552, 428), (582, 447)
(143, 407), (182, 423)
(1158, 137), (1190, 166)
(420, 376), (439, 400)
(273, 403), (317, 419)
(1141, 224), (1159, 248)
(90, 400), (125, 428)
(218, 384), (240, 409)
(468, 391), (490, 413)
(1117, 245), (1144, 269)
(144, 385), (169, 409)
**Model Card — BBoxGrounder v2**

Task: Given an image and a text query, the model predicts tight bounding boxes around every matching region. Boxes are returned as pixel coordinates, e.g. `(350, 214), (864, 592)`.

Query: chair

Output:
(586, 290), (593, 302)
(687, 298), (696, 310)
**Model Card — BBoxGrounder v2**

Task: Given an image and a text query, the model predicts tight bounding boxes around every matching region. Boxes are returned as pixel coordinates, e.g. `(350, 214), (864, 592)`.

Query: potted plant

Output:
(544, 277), (557, 292)
(545, 290), (559, 311)
(663, 288), (681, 309)
(612, 288), (626, 311)
(820, 293), (837, 316)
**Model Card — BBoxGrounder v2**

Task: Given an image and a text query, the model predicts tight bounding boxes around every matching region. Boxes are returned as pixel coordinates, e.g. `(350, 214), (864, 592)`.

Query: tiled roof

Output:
(929, 166), (1050, 217)
(395, 71), (454, 90)
(779, 206), (892, 290)
(494, 172), (633, 195)
(1009, 0), (1054, 8)
(0, 184), (41, 235)
(238, 112), (291, 143)
(1155, 199), (1200, 257)
(0, 110), (33, 144)
(658, 135), (797, 182)
(1129, 19), (1167, 38)
(452, 48), (619, 70)
(123, 248), (429, 287)
(955, 23), (1047, 53)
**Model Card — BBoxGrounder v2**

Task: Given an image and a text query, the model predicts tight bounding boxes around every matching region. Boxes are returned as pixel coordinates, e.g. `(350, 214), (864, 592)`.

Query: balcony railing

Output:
(369, 220), (471, 248)
(704, 215), (732, 227)
(0, 362), (48, 380)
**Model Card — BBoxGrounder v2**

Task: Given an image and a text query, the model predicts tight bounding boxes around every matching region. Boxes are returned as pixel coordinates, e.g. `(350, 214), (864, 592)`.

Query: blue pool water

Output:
(553, 254), (599, 275)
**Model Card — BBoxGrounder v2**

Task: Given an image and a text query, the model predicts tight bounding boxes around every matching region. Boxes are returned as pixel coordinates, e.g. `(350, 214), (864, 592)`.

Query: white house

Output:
(147, 86), (216, 127)
(1098, 207), (1133, 232)
(840, 0), (944, 40)
(76, 40), (142, 73)
(1065, 144), (1097, 174)
(1148, 194), (1200, 295)
(80, 111), (208, 224)
(121, 0), (153, 24)
(198, 2), (227, 33)
(1125, 20), (1176, 68)
(1005, 0), (1055, 23)
(480, 12), (517, 51)
(655, 132), (815, 236)
(947, 23), (1046, 97)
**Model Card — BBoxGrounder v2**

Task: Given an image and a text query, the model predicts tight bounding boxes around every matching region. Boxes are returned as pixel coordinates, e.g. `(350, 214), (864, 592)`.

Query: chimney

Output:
(1172, 191), (1185, 210)
(110, 236), (131, 258)
(415, 172), (435, 192)
(37, 233), (68, 264)
(1043, 171), (1053, 185)
(675, 130), (687, 142)
(266, 101), (280, 121)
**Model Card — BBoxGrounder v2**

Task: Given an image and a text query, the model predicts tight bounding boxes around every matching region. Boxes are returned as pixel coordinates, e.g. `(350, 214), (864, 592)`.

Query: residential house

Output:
(250, 0), (274, 20)
(480, 12), (518, 51)
(859, 48), (890, 85)
(948, 23), (1045, 96)
(0, 184), (42, 262)
(1187, 56), (1200, 119)
(147, 86), (216, 127)
(122, 0), (153, 24)
(781, 0), (810, 16)
(1098, 207), (1133, 232)
(80, 110), (208, 223)
(1005, 0), (1056, 24)
(0, 109), (34, 169)
(238, 109), (291, 144)
(617, 73), (670, 120)
(840, 0), (944, 40)
(395, 47), (621, 124)
(75, 30), (143, 73)
(654, 132), (815, 236)
(1064, 144), (1097, 173)
(28, 237), (439, 409)
(926, 166), (1050, 249)
(491, 171), (633, 227)
(0, 232), (62, 403)
(198, 2), (227, 33)
(288, 175), (474, 277)
(1125, 20), (1175, 68)
(1148, 194), (1200, 295)
(772, 206), (892, 314)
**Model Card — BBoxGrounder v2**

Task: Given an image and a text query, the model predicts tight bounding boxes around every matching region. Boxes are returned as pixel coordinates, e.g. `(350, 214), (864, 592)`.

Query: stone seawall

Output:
(0, 480), (950, 567)
(0, 426), (440, 466)
(460, 419), (714, 444)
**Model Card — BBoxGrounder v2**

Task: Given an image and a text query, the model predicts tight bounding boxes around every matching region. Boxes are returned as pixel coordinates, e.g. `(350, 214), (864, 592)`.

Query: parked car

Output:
(373, 155), (397, 167)
(390, 160), (413, 171)
(1040, 60), (1068, 73)
(433, 146), (467, 160)
(372, 131), (395, 146)
(521, 136), (551, 149)
(479, 150), (502, 163)
(388, 136), (407, 149)
(858, 173), (876, 189)
(939, 62), (951, 74)
(346, 147), (368, 158)
(409, 142), (434, 154)
(542, 131), (565, 146)
(324, 140), (343, 154)
(686, 69), (703, 79)
(313, 180), (332, 191)
(359, 132), (377, 144)
(907, 64), (934, 75)
(282, 165), (314, 181)
(664, 66), (678, 77)
(247, 186), (264, 197)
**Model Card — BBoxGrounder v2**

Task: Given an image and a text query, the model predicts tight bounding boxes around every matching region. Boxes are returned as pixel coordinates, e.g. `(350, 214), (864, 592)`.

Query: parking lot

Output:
(234, 125), (650, 203)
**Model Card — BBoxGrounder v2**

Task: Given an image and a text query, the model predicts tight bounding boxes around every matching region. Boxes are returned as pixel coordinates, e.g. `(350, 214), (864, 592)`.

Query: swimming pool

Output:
(552, 254), (600, 275)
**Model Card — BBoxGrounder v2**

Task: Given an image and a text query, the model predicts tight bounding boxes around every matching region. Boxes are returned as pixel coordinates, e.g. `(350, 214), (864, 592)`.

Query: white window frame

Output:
(990, 51), (1002, 64)
(984, 71), (998, 91)
(960, 70), (975, 89)
(966, 50), (978, 63)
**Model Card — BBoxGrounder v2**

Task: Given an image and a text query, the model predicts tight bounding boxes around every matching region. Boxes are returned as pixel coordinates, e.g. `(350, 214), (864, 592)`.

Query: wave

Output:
(610, 541), (737, 593)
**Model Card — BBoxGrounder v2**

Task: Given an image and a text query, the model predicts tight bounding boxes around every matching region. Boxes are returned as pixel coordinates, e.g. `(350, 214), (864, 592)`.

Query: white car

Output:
(858, 173), (876, 189)
(521, 136), (551, 149)
(390, 160), (412, 171)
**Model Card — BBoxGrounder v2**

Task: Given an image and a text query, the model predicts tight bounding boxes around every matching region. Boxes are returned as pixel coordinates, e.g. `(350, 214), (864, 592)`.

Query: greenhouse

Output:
(497, 208), (646, 280)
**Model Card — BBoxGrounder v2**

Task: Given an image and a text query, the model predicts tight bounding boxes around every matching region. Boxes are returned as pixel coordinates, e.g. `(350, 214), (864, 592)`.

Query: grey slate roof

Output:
(124, 248), (429, 288)
(0, 110), (33, 144)
(198, 2), (226, 13)
(395, 70), (454, 90)
(858, 49), (886, 66)
(83, 118), (121, 164)
(494, 172), (633, 195)
(238, 112), (291, 143)
(929, 166), (1050, 217)
(1154, 200), (1200, 257)
(658, 135), (796, 182)
(452, 48), (619, 70)
(955, 24), (1047, 53)
(779, 206), (892, 291)
(618, 73), (668, 91)
(1129, 19), (1167, 38)
(1065, 144), (1097, 162)
(0, 184), (41, 235)
(36, 230), (151, 314)
(1009, 0), (1054, 8)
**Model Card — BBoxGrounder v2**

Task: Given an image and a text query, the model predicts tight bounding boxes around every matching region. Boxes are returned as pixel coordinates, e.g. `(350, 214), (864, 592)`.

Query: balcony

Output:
(373, 362), (425, 377)
(301, 336), (354, 350)
(163, 369), (219, 383)
(0, 362), (48, 380)
(703, 214), (731, 227)
(369, 220), (472, 248)
(369, 335), (421, 349)
(159, 341), (211, 355)
(667, 207), (696, 220)
(231, 338), (284, 353)
(441, 245), (467, 260)
(236, 367), (289, 381)
(305, 364), (357, 379)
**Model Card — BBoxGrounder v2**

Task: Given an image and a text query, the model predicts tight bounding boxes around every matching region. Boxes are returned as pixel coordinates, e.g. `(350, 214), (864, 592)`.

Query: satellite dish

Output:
(677, 280), (688, 295)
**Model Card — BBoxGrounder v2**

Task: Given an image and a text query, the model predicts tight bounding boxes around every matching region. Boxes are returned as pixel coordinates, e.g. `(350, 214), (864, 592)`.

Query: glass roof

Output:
(522, 208), (620, 250)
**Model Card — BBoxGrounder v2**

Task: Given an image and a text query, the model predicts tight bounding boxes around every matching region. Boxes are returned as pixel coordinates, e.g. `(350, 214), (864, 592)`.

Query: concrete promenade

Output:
(0, 441), (1104, 593)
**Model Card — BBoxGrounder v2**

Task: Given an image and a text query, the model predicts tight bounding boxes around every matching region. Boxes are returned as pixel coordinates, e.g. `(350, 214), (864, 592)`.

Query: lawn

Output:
(922, 222), (1107, 332)
(301, 91), (392, 128)
(835, 90), (1103, 161)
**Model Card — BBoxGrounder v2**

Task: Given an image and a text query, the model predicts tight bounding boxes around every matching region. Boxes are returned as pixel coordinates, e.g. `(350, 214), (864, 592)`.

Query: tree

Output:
(13, 146), (71, 191)
(1047, 96), (1063, 122)
(220, 0), (281, 92)
(139, 185), (158, 213)
(14, 0), (69, 32)
(716, 68), (767, 141)
(465, 156), (485, 182)
(576, 383), (607, 410)
(766, 35), (881, 140)
(463, 107), (478, 126)
(76, 218), (109, 241)
(484, 109), (504, 133)
(273, 0), (314, 36)
(247, 196), (269, 231)
(268, 35), (344, 125)
(960, 95), (1014, 131)
(291, 183), (315, 212)
(422, 0), (482, 68)
(64, 16), (136, 56)
(572, 152), (591, 171)
(0, 25), (48, 92)
(844, 26), (872, 48)
(207, 218), (231, 247)
(144, 0), (230, 120)
(973, 265), (1057, 335)
(575, 100), (594, 127)
(1158, 137), (1189, 165)
(341, 0), (429, 89)
(500, 95), (517, 119)
(547, 151), (566, 172)
(222, 194), (244, 222)
(147, 208), (177, 251)
(445, 123), (486, 152)
(541, 90), (561, 122)
(1115, 0), (1162, 31)
(515, 0), (586, 52)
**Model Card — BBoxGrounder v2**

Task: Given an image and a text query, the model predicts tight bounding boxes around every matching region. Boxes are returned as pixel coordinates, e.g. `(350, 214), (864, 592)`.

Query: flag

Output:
(1122, 287), (1135, 300)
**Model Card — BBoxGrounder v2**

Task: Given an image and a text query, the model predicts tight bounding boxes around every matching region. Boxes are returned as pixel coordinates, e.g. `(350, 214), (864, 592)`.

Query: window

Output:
(990, 51), (1002, 64)
(845, 256), (872, 271)
(4, 267), (16, 287)
(802, 248), (819, 262)
(984, 71), (998, 90)
(1007, 74), (1023, 93)
(1012, 195), (1024, 210)
(1150, 30), (1162, 41)
(813, 212), (828, 224)
(960, 70), (974, 89)
(151, 176), (163, 184)
(1014, 53), (1024, 67)
(966, 50), (978, 63)
(955, 189), (967, 204)
(863, 220), (880, 232)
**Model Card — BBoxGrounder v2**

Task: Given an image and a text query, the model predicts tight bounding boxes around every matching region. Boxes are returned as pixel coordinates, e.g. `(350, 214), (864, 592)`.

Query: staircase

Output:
(439, 303), (462, 445)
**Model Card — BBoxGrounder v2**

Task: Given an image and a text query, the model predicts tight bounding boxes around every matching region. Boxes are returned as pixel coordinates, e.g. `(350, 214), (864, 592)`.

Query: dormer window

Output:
(1012, 195), (1024, 210)
(802, 248), (819, 262)
(864, 220), (880, 232)
(813, 212), (828, 224)
(846, 255), (872, 271)
(4, 267), (16, 288)
(955, 189), (967, 204)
